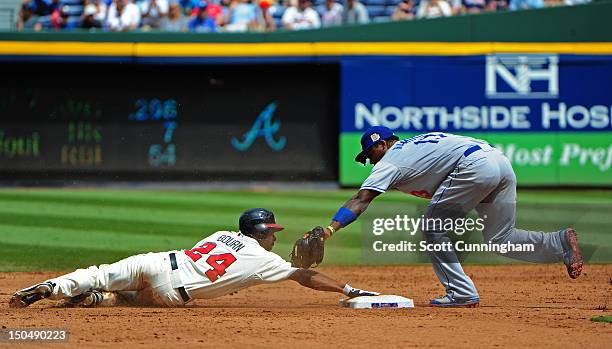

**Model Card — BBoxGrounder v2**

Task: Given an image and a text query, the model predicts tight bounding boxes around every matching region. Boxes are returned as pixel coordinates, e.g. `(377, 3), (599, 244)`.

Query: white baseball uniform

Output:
(45, 231), (297, 307)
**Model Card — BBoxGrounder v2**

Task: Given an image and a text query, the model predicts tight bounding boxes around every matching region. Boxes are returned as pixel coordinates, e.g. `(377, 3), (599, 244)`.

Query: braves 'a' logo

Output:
(231, 101), (286, 152)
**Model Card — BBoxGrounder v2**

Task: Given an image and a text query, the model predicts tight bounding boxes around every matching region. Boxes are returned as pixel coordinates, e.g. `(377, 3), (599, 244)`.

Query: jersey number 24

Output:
(184, 242), (237, 282)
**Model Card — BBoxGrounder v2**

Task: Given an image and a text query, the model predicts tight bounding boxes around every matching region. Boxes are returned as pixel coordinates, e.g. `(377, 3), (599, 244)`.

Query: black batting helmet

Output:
(239, 208), (284, 237)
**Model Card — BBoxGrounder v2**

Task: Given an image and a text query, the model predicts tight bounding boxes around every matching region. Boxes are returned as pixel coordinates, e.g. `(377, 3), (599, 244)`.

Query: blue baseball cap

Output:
(355, 126), (398, 164)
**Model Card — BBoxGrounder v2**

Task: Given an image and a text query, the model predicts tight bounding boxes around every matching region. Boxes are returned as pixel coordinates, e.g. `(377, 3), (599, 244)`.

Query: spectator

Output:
(54, 4), (77, 29)
(86, 0), (108, 22)
(508, 0), (543, 10)
(282, 0), (320, 30)
(188, 0), (217, 31)
(27, 0), (45, 16)
(448, 0), (461, 14)
(342, 0), (368, 25)
(82, 3), (103, 28)
(23, 0), (57, 17)
(257, 0), (277, 31)
(462, 0), (486, 13)
(82, 0), (107, 19)
(47, 0), (62, 15)
(205, 0), (224, 22)
(485, 0), (508, 11)
(178, 0), (199, 14)
(222, 0), (259, 32)
(160, 1), (189, 31)
(268, 0), (292, 28)
(46, 0), (63, 28)
(564, 0), (589, 5)
(140, 0), (169, 29)
(16, 1), (42, 31)
(318, 0), (342, 27)
(391, 0), (414, 20)
(416, 0), (452, 18)
(107, 0), (141, 31)
(216, 0), (232, 27)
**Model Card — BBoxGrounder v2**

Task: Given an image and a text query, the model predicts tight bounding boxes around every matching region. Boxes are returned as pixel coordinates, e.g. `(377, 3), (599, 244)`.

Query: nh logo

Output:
(486, 55), (559, 99)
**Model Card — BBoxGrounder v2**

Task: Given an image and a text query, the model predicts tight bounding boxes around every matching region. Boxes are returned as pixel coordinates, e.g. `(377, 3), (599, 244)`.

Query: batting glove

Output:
(343, 284), (380, 298)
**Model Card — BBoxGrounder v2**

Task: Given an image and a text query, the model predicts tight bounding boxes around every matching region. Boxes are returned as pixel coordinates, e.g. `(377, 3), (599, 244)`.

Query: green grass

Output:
(590, 316), (612, 323)
(0, 188), (610, 271)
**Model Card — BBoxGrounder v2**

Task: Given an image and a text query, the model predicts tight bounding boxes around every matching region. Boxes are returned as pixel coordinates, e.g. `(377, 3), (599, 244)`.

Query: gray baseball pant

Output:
(423, 147), (566, 299)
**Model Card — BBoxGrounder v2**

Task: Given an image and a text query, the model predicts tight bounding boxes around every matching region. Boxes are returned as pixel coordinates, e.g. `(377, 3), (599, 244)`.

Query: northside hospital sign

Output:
(353, 102), (612, 131)
(339, 54), (612, 185)
(353, 55), (611, 132)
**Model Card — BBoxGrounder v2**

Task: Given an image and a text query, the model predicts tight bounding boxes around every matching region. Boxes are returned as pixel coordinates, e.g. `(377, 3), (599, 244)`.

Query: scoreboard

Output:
(0, 63), (339, 180)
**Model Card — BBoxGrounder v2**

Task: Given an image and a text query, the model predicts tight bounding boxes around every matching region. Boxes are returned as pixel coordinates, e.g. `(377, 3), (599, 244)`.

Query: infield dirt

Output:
(2, 265), (611, 348)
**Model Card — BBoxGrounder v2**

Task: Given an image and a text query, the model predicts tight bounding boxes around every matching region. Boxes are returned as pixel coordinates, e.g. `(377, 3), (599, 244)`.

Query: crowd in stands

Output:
(16, 0), (592, 32)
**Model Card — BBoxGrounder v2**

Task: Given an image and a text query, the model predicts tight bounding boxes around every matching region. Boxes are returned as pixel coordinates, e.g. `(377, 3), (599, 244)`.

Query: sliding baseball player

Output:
(10, 208), (378, 308)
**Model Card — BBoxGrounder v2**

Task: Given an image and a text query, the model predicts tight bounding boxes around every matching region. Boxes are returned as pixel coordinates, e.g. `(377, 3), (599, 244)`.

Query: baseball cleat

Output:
(430, 295), (480, 308)
(562, 228), (583, 279)
(9, 281), (55, 308)
(64, 290), (104, 308)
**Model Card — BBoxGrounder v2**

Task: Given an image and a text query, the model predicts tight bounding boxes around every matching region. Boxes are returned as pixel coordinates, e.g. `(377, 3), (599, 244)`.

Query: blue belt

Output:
(169, 252), (191, 303)
(463, 145), (482, 157)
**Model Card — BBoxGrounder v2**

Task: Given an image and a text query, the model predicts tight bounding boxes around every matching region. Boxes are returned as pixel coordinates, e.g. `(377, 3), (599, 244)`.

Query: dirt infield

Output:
(1, 265), (611, 348)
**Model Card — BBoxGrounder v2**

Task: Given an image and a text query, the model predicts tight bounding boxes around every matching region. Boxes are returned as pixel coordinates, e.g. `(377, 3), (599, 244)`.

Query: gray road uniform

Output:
(361, 132), (566, 299)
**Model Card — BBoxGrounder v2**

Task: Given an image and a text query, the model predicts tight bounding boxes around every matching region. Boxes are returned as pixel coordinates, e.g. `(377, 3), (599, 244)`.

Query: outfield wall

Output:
(1, 3), (611, 184)
(1, 1), (611, 42)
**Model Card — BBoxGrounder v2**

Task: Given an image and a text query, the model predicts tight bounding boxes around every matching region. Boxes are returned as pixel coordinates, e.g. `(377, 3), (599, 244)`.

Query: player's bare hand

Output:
(302, 226), (332, 239)
(304, 227), (331, 240)
(322, 227), (333, 240)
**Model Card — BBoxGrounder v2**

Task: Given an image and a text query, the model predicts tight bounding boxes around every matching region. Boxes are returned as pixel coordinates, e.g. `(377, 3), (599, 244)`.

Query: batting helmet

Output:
(239, 208), (284, 238)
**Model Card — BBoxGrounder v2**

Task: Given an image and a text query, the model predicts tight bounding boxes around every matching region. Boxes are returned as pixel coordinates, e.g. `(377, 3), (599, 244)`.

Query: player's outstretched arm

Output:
(324, 189), (381, 239)
(289, 268), (379, 298)
(291, 189), (381, 269)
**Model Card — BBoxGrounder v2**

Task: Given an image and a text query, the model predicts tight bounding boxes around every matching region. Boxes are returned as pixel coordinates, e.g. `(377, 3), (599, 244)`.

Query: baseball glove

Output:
(290, 226), (325, 268)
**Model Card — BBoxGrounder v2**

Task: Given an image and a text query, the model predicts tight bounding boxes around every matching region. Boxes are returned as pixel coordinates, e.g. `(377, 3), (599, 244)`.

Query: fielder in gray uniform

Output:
(312, 126), (583, 307)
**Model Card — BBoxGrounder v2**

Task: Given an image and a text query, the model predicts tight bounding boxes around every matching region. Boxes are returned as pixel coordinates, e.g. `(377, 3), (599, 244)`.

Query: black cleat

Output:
(9, 281), (55, 308)
(64, 290), (104, 308)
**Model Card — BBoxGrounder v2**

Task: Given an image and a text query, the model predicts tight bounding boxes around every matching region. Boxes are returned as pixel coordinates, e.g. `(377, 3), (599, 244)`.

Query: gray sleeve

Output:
(360, 161), (401, 193)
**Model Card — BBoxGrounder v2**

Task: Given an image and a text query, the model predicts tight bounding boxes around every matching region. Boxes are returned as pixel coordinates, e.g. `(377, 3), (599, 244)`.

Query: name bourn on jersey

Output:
(216, 235), (246, 252)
